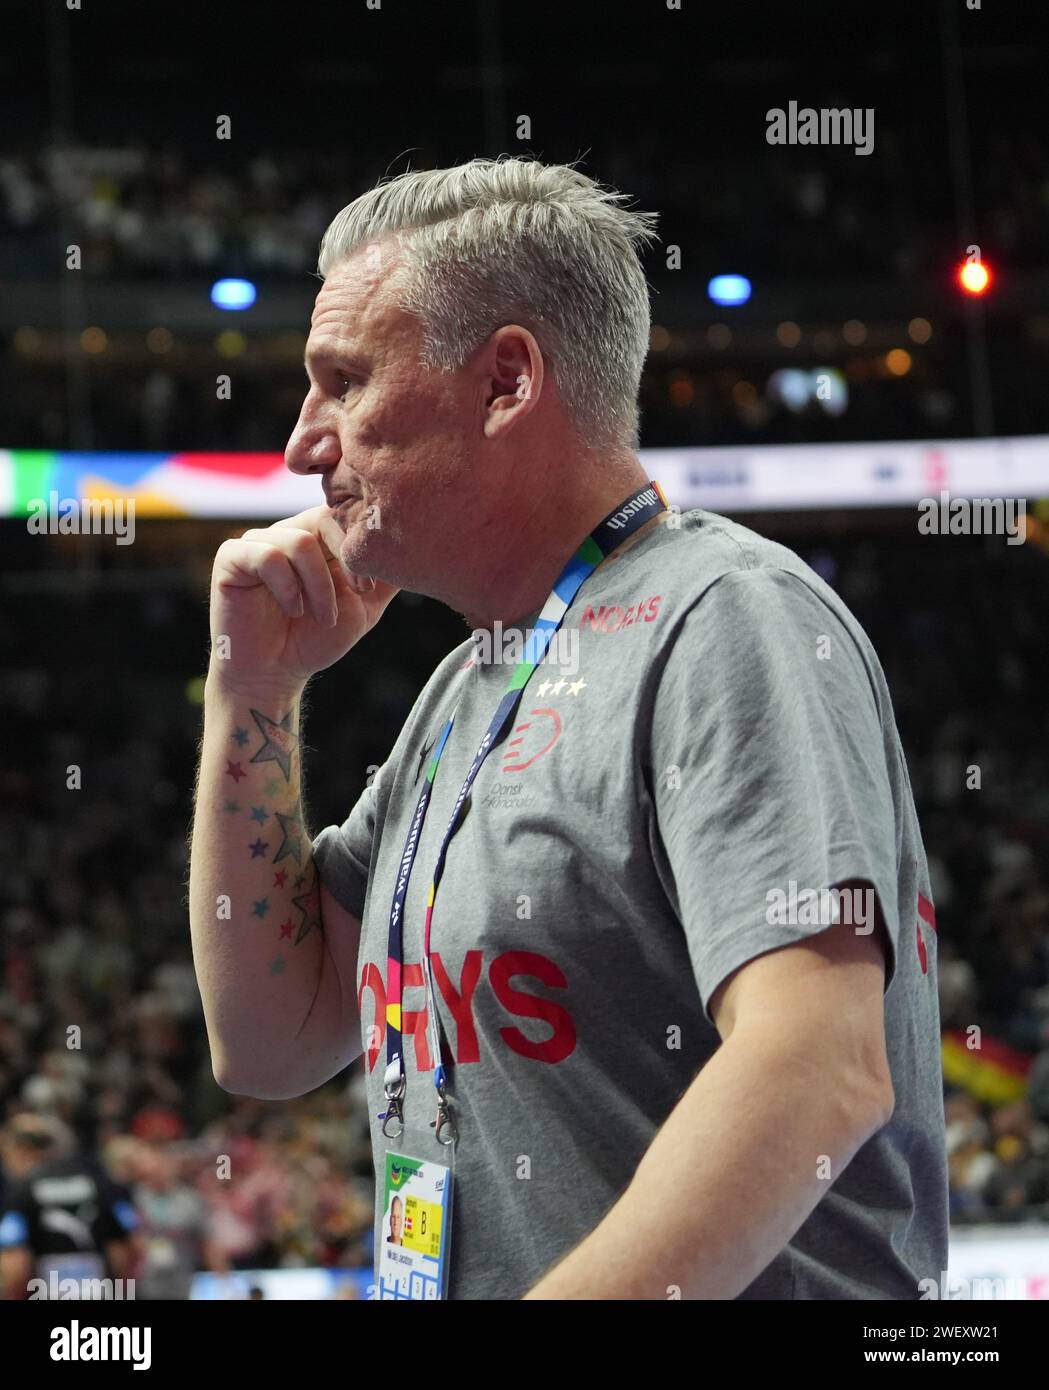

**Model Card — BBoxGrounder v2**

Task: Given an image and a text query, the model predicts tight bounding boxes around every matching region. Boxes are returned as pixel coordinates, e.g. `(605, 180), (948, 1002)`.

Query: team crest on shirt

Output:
(501, 707), (564, 774)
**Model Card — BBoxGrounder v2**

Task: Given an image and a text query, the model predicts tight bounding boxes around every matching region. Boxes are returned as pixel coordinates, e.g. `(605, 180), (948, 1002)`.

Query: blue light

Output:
(708, 274), (752, 307)
(210, 279), (257, 310)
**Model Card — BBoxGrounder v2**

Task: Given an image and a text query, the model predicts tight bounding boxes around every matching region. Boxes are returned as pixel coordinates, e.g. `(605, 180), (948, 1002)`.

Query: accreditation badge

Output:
(376, 1151), (453, 1300)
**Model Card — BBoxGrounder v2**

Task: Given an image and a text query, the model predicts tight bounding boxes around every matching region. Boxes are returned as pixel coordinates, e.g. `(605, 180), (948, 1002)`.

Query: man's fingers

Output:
(237, 528), (338, 627)
(225, 512), (397, 631)
(218, 541), (304, 620)
(247, 506), (343, 562)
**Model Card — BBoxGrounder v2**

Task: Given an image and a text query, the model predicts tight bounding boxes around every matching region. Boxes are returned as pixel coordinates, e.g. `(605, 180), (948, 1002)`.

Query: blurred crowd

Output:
(2, 128), (1048, 280)
(0, 145), (337, 280)
(0, 577), (410, 1297)
(827, 533), (1049, 1223)
(0, 520), (1047, 1296)
(2, 135), (1049, 450)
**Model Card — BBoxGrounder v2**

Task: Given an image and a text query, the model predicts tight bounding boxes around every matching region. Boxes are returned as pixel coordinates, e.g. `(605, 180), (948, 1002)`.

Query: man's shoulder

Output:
(639, 508), (857, 630)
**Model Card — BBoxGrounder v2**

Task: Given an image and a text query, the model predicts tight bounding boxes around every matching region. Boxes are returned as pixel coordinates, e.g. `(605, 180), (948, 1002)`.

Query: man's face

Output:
(390, 1198), (403, 1241)
(286, 242), (480, 594)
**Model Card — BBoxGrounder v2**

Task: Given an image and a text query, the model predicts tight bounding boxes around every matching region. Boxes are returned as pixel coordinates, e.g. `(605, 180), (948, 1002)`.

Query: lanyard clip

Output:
(380, 1095), (404, 1140)
(380, 1071), (406, 1139)
(431, 1075), (458, 1147)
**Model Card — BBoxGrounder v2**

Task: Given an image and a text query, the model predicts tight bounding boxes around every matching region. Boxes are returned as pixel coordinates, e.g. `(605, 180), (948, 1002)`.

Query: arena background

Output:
(1, 0), (1047, 1303)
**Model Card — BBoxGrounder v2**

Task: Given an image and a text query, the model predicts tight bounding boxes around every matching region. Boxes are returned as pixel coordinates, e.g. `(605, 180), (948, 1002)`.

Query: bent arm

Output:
(189, 675), (364, 1098)
(525, 916), (894, 1299)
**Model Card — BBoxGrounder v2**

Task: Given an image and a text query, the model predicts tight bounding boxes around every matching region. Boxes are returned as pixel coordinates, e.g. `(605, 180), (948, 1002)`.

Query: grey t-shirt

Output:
(313, 508), (949, 1300)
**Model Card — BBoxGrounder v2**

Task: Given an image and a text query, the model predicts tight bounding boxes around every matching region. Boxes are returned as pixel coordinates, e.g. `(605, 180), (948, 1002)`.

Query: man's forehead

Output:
(311, 241), (403, 316)
(307, 254), (409, 357)
(310, 263), (375, 330)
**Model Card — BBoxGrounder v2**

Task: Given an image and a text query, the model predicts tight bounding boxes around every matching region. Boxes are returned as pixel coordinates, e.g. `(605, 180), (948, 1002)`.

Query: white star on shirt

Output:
(568, 677), (588, 696)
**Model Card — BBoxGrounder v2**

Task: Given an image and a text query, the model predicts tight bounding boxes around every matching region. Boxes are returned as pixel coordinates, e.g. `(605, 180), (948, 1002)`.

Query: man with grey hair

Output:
(189, 157), (947, 1300)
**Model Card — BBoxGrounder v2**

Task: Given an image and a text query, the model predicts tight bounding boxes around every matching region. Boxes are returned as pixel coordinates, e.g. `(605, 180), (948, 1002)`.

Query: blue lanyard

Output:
(378, 482), (668, 1146)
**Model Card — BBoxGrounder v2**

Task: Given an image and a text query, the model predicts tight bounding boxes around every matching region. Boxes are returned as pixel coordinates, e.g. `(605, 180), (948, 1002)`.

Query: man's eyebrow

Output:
(304, 348), (366, 372)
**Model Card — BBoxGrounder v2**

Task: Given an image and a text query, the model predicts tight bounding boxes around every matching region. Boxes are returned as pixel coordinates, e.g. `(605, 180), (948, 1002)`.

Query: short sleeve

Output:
(312, 773), (380, 920)
(650, 566), (900, 1024)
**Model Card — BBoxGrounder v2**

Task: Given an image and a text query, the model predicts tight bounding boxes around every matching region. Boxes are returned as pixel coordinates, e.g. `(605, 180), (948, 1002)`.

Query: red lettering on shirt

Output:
(358, 962), (386, 1071)
(432, 949), (483, 1063)
(578, 597), (663, 632)
(579, 604), (607, 632)
(359, 950), (577, 1070)
(916, 892), (937, 974)
(489, 950), (577, 1063)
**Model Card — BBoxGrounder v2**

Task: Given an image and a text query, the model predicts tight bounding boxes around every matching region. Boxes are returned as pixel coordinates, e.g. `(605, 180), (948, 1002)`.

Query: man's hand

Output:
(209, 505), (399, 694)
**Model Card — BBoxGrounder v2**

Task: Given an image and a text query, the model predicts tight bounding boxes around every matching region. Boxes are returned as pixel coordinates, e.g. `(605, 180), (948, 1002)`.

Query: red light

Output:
(958, 261), (991, 295)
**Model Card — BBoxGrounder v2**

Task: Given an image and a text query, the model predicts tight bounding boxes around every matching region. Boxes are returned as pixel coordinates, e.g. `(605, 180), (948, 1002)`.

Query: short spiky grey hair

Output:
(316, 157), (658, 449)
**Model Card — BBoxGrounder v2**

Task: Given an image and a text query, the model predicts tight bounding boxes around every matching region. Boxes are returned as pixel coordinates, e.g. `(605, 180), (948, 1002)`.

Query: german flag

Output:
(941, 1028), (1032, 1105)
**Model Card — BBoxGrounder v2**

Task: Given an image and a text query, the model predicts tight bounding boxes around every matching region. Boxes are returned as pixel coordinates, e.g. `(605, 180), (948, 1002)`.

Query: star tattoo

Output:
(232, 727), (249, 747)
(249, 806), (269, 824)
(291, 863), (322, 945)
(273, 868), (288, 889)
(249, 708), (298, 782)
(272, 811), (303, 865)
(263, 778), (281, 798)
(279, 919), (294, 940)
(249, 838), (268, 858)
(225, 761), (246, 783)
(223, 799), (241, 815)
(251, 898), (270, 918)
(269, 956), (286, 975)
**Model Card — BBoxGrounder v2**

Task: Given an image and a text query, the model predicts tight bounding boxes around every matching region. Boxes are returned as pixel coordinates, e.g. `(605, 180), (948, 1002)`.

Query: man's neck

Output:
(458, 462), (660, 630)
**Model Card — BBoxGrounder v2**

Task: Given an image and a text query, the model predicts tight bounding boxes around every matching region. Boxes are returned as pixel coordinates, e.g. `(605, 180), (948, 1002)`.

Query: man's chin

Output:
(335, 531), (383, 593)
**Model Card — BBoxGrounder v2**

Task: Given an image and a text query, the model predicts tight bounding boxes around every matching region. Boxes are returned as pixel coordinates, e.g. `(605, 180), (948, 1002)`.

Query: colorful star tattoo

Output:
(272, 811), (303, 866)
(232, 727), (249, 747)
(249, 838), (268, 859)
(274, 868), (289, 889)
(225, 760), (246, 783)
(291, 862), (322, 945)
(249, 806), (269, 824)
(263, 778), (281, 798)
(279, 919), (294, 940)
(293, 873), (306, 890)
(249, 708), (298, 782)
(223, 799), (241, 815)
(251, 898), (270, 918)
(269, 956), (286, 975)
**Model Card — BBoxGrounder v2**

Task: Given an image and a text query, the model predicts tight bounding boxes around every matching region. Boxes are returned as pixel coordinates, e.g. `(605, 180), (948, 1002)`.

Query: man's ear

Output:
(482, 324), (544, 438)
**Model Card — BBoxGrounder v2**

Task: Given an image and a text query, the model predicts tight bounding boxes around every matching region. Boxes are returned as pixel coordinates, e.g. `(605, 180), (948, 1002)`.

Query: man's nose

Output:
(285, 400), (342, 477)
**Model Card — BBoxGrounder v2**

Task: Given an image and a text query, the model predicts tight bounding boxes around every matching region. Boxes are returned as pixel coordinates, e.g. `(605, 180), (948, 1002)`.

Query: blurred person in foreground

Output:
(131, 1146), (210, 1300)
(189, 158), (948, 1300)
(0, 1113), (138, 1299)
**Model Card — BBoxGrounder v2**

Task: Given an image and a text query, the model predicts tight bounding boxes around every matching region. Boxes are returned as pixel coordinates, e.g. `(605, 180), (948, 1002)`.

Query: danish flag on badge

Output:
(405, 1215), (413, 1233)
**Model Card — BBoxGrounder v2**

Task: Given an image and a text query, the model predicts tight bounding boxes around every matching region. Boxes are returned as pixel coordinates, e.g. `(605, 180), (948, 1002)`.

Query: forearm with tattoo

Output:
(223, 707), (322, 977)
